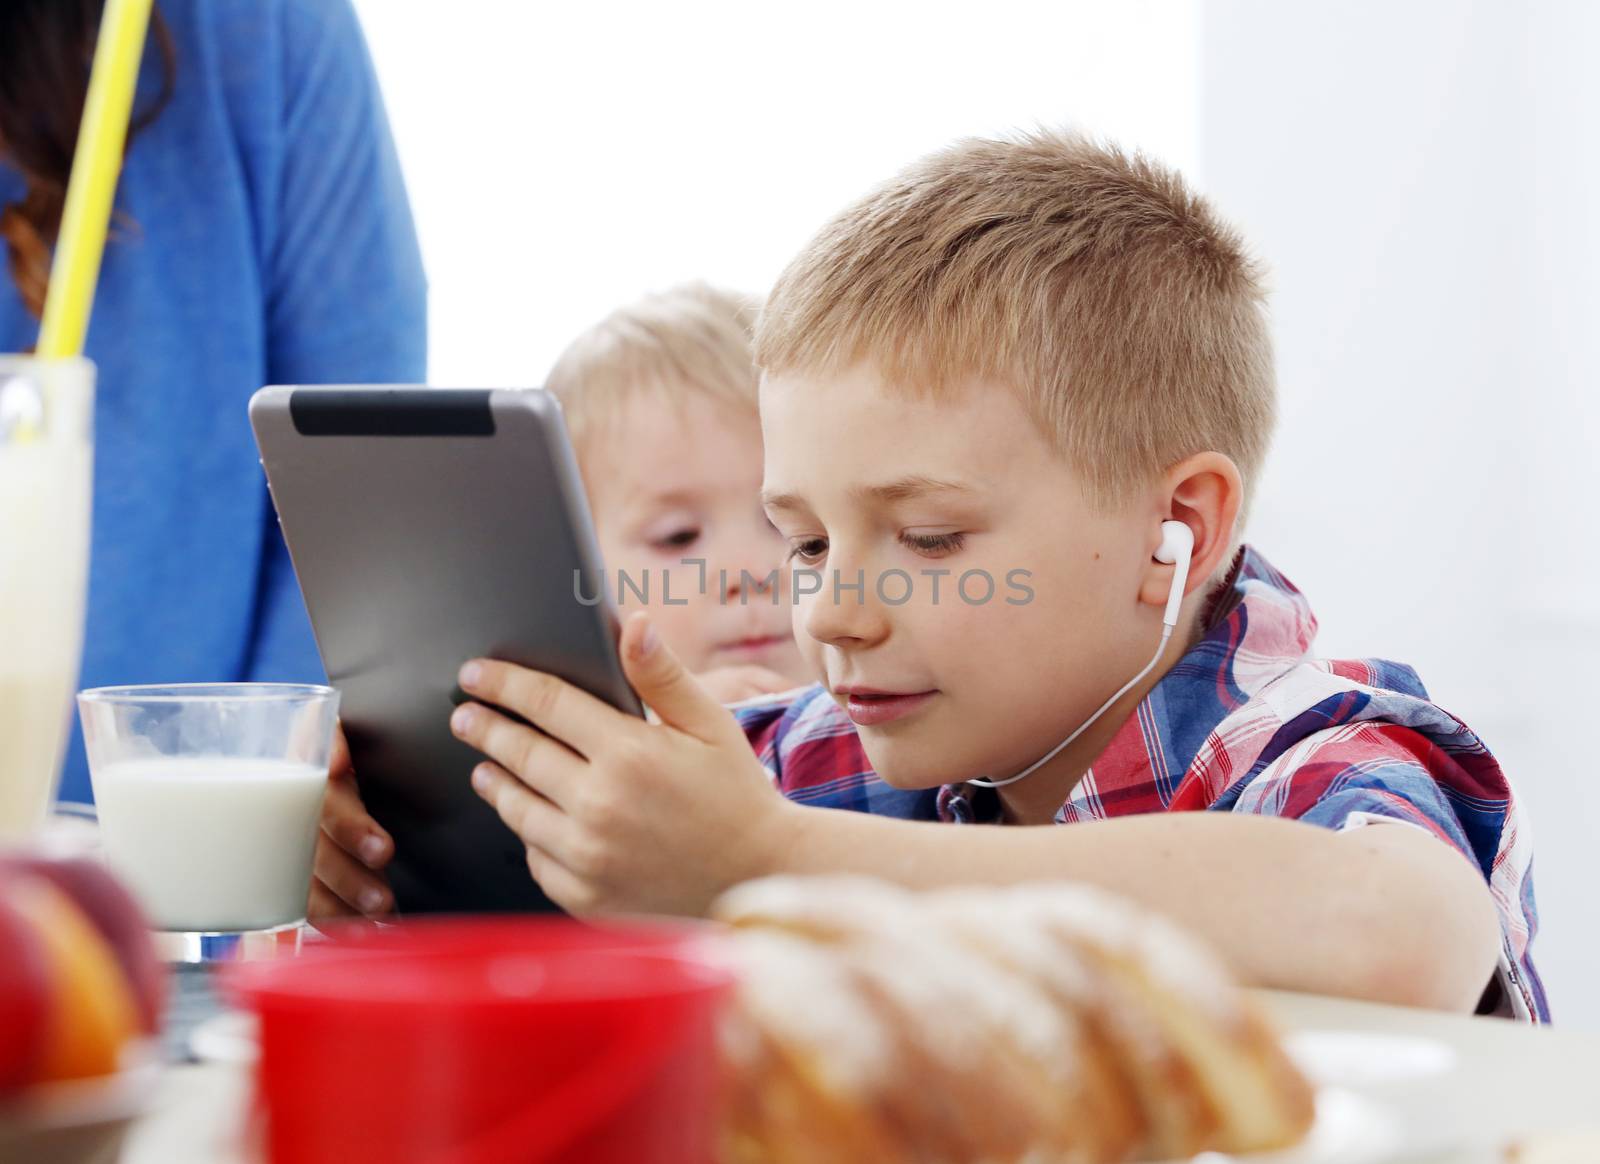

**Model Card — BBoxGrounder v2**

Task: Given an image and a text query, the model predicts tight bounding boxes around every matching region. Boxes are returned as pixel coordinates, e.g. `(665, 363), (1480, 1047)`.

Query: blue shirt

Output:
(0, 0), (426, 803)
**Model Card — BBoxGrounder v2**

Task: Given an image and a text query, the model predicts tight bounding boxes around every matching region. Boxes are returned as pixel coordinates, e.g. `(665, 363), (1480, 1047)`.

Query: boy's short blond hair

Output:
(755, 130), (1276, 514)
(545, 282), (760, 449)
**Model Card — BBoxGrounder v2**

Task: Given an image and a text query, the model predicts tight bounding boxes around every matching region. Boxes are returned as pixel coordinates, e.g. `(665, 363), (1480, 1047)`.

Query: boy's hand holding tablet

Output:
(452, 612), (788, 916)
(308, 648), (798, 921)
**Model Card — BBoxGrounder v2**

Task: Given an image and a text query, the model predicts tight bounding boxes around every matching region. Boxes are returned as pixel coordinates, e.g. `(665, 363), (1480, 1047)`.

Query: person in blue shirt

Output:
(0, 0), (426, 804)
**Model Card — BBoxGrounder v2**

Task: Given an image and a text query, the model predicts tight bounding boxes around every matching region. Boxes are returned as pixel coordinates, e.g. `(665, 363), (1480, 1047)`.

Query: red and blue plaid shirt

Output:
(731, 546), (1547, 1021)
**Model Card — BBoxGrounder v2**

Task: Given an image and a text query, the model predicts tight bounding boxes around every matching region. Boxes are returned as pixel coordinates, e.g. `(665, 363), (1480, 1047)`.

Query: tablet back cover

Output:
(250, 386), (637, 914)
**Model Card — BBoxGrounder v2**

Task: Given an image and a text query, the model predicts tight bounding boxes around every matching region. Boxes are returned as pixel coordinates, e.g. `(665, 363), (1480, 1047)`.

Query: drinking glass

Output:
(0, 356), (95, 839)
(77, 683), (339, 960)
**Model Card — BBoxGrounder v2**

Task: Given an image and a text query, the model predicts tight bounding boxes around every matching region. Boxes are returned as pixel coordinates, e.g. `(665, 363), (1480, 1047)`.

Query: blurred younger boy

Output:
(543, 283), (808, 702)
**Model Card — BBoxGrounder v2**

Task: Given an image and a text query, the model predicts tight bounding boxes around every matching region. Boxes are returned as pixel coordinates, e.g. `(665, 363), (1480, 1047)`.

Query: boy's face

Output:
(761, 364), (1159, 789)
(582, 390), (809, 685)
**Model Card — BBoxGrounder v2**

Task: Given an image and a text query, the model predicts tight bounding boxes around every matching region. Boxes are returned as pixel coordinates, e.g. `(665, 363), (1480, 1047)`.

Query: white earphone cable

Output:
(966, 624), (1175, 790)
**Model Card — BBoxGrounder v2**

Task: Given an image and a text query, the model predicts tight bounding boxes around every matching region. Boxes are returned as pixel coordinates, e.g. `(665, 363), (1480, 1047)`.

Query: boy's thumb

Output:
(620, 613), (730, 742)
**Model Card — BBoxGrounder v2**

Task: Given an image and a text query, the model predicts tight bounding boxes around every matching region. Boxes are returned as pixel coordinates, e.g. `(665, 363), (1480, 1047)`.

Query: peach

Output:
(0, 856), (165, 1033)
(7, 877), (141, 1082)
(0, 890), (51, 1092)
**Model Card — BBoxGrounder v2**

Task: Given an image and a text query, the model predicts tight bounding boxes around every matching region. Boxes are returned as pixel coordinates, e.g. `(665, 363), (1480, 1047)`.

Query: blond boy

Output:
(325, 133), (1544, 1019)
(543, 283), (808, 701)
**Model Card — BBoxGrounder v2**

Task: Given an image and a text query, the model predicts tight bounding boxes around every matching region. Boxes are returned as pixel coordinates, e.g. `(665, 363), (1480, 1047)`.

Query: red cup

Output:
(225, 918), (733, 1164)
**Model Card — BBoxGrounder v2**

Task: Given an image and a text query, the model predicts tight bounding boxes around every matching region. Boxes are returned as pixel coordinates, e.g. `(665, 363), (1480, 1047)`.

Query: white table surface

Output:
(120, 990), (1600, 1164)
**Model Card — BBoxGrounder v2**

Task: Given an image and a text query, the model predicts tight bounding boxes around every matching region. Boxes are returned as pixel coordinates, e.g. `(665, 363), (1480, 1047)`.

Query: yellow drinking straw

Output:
(35, 0), (155, 359)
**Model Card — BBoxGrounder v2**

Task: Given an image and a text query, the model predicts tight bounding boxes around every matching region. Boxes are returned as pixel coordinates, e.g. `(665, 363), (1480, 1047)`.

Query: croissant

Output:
(713, 877), (1315, 1163)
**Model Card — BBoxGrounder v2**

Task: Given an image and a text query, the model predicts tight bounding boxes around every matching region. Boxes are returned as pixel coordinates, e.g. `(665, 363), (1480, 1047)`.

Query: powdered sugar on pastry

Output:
(710, 875), (1316, 1163)
(722, 929), (894, 1092)
(717, 876), (1076, 1074)
(996, 883), (1242, 1023)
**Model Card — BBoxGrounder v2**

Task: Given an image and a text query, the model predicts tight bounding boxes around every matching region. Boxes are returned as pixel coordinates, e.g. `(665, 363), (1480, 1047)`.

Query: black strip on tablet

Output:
(289, 390), (497, 437)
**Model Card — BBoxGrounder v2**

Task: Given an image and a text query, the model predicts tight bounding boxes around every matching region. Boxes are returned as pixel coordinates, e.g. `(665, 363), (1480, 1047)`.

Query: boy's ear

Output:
(1137, 452), (1245, 613)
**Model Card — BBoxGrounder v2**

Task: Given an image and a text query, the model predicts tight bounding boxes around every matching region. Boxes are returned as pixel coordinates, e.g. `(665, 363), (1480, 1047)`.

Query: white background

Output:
(354, 0), (1600, 1026)
(352, 0), (1199, 384)
(1200, 0), (1599, 1028)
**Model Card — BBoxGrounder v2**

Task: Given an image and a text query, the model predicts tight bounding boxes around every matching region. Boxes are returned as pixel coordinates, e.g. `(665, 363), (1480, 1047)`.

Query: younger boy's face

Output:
(761, 364), (1158, 789)
(582, 390), (808, 685)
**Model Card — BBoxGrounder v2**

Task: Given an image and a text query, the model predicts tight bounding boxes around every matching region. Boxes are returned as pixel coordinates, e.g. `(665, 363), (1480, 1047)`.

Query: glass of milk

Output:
(0, 356), (95, 841)
(77, 684), (340, 940)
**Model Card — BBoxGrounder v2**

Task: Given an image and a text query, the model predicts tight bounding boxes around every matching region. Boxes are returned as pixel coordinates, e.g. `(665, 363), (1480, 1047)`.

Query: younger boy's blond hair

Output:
(545, 283), (761, 449)
(755, 130), (1276, 516)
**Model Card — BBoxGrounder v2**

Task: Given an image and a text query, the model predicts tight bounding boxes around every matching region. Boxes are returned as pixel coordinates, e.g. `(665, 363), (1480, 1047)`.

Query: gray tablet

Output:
(249, 386), (642, 914)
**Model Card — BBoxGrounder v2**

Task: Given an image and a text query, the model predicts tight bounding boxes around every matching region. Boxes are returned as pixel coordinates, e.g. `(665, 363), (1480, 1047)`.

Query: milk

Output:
(93, 756), (328, 931)
(0, 435), (93, 838)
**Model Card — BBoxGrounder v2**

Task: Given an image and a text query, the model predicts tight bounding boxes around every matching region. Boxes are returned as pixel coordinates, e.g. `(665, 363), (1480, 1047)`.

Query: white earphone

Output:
(1154, 519), (1194, 630)
(967, 520), (1194, 790)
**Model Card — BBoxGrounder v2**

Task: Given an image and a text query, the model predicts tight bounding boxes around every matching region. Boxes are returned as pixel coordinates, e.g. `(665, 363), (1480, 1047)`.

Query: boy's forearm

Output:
(758, 803), (1501, 1011)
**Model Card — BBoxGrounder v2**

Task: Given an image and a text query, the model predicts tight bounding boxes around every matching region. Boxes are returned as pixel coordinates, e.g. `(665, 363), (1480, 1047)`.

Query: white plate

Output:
(1156, 1087), (1401, 1164)
(0, 1048), (164, 1161)
(1286, 1029), (1457, 1088)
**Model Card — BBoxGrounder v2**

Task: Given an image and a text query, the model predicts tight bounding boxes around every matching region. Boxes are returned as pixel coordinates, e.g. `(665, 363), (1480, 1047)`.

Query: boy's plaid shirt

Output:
(731, 546), (1547, 1021)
